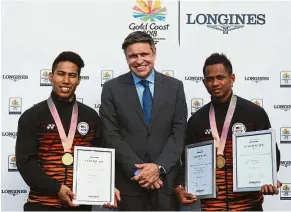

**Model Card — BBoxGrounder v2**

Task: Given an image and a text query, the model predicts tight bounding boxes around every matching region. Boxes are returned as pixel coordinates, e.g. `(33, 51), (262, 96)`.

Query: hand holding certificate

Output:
(72, 146), (115, 205)
(232, 129), (277, 192)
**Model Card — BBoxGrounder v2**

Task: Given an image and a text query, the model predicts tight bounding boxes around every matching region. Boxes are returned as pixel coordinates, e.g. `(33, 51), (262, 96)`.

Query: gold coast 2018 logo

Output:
(129, 0), (170, 44)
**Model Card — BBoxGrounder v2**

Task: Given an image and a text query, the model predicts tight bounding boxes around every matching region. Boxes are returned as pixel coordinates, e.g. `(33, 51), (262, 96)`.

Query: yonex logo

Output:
(47, 124), (55, 129)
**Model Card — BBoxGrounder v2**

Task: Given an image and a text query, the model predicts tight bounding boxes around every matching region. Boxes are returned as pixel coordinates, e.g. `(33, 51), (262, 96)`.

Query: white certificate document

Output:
(233, 129), (277, 192)
(186, 140), (216, 199)
(72, 146), (115, 205)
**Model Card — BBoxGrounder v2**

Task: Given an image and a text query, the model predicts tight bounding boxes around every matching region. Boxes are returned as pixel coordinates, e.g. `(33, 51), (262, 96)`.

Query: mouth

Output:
(60, 86), (71, 93)
(212, 89), (221, 94)
(135, 65), (147, 71)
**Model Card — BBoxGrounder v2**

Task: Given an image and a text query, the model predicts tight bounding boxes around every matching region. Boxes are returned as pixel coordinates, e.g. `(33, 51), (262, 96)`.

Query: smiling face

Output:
(49, 61), (80, 101)
(203, 63), (235, 103)
(125, 42), (156, 79)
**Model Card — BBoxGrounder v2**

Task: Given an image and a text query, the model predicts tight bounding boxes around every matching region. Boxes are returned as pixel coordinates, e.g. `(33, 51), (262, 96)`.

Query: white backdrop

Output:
(1, 0), (291, 211)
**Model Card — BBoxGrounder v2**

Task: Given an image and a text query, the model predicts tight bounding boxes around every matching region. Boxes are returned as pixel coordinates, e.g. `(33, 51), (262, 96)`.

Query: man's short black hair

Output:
(122, 31), (156, 53)
(52, 51), (85, 75)
(203, 53), (233, 76)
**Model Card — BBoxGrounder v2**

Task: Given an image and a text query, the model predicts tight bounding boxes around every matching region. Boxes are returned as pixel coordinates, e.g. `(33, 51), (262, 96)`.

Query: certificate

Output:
(185, 140), (216, 199)
(72, 146), (115, 205)
(233, 129), (277, 192)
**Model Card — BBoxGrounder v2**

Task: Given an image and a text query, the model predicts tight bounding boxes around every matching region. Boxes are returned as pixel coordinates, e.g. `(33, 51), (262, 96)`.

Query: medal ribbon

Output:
(47, 97), (78, 153)
(209, 95), (237, 155)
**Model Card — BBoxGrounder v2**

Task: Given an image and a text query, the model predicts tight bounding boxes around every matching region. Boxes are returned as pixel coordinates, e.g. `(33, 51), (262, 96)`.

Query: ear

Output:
(49, 72), (53, 83)
(230, 74), (235, 85)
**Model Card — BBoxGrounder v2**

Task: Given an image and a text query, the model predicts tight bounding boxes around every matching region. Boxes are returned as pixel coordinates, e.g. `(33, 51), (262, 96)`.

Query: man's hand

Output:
(103, 188), (121, 209)
(58, 185), (79, 207)
(131, 163), (159, 188)
(261, 180), (282, 195)
(149, 179), (164, 190)
(175, 186), (197, 206)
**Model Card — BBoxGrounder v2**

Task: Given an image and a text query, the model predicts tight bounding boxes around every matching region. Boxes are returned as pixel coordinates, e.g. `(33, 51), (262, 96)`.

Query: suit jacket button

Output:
(147, 132), (150, 137)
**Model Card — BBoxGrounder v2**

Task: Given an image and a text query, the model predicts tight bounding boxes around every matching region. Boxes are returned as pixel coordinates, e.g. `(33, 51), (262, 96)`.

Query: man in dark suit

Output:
(99, 31), (188, 211)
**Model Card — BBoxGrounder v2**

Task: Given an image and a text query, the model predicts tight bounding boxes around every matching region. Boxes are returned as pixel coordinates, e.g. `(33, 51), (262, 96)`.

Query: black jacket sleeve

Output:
(15, 110), (61, 196)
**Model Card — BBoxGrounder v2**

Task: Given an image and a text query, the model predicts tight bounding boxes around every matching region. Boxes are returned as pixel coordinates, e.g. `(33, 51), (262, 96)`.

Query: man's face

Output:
(203, 63), (235, 103)
(49, 61), (80, 100)
(125, 43), (156, 79)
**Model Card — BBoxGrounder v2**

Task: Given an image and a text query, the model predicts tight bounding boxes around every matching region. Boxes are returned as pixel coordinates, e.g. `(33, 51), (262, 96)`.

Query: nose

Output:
(213, 78), (219, 86)
(63, 74), (70, 83)
(136, 55), (143, 64)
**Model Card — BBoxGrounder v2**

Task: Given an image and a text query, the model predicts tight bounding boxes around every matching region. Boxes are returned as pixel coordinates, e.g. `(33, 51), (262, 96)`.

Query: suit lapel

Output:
(123, 72), (148, 128)
(149, 71), (166, 129)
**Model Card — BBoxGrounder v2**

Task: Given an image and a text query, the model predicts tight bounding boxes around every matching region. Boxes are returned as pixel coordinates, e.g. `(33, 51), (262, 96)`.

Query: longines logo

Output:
(101, 70), (113, 87)
(40, 69), (52, 86)
(80, 76), (89, 80)
(76, 98), (83, 103)
(251, 99), (263, 108)
(274, 105), (291, 112)
(280, 71), (291, 87)
(245, 77), (269, 83)
(186, 13), (266, 34)
(2, 75), (28, 82)
(2, 132), (17, 139)
(161, 70), (174, 77)
(8, 155), (18, 172)
(280, 161), (291, 168)
(9, 97), (22, 114)
(191, 98), (203, 115)
(281, 127), (291, 143)
(280, 183), (291, 200)
(129, 0), (169, 44)
(1, 189), (27, 196)
(185, 76), (203, 83)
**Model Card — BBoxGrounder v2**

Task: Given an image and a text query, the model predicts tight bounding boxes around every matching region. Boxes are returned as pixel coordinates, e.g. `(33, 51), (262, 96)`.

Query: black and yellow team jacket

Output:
(177, 95), (280, 211)
(16, 92), (101, 208)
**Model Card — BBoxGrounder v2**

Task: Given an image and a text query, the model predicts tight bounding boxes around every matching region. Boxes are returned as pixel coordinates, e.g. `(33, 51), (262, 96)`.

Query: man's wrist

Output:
(157, 164), (166, 181)
(174, 184), (185, 192)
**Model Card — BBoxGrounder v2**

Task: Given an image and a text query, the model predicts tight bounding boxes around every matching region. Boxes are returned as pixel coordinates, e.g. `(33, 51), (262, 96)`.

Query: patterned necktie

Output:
(140, 80), (153, 125)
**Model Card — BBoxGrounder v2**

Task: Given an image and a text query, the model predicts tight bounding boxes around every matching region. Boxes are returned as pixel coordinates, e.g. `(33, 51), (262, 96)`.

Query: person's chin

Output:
(58, 93), (72, 100)
(138, 71), (152, 78)
(211, 94), (223, 100)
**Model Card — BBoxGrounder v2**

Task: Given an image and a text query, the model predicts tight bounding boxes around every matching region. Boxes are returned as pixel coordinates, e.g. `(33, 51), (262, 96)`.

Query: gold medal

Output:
(62, 153), (73, 166)
(216, 155), (225, 168)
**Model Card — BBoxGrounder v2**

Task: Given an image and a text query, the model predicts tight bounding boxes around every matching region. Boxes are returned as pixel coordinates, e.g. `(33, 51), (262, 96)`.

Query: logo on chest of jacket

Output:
(47, 124), (55, 130)
(78, 122), (89, 135)
(204, 129), (212, 135)
(232, 123), (246, 133)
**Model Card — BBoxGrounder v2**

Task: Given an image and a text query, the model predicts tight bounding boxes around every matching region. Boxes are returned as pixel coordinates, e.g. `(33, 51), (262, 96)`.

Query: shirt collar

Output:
(131, 69), (155, 85)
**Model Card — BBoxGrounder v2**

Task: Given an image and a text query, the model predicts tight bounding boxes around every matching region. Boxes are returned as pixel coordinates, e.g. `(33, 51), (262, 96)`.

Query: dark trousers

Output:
(24, 202), (92, 211)
(118, 190), (179, 211)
